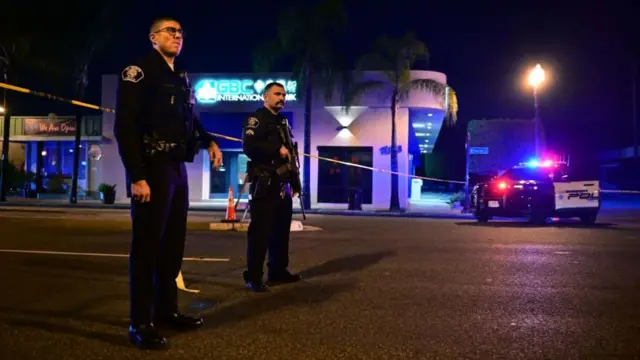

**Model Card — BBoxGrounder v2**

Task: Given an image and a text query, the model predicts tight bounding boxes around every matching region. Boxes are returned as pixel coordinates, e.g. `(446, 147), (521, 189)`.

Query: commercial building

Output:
(91, 70), (450, 209)
(0, 114), (103, 197)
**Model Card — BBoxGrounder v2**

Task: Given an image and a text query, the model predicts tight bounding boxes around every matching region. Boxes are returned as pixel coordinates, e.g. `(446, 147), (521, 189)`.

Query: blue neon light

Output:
(194, 78), (298, 104)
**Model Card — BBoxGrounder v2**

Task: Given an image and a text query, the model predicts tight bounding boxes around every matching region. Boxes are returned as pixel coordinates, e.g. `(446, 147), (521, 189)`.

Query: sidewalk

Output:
(2, 193), (637, 220)
(0, 196), (472, 220)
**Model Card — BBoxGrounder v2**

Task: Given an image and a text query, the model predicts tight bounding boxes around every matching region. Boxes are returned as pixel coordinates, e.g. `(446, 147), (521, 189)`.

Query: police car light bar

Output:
(520, 159), (566, 168)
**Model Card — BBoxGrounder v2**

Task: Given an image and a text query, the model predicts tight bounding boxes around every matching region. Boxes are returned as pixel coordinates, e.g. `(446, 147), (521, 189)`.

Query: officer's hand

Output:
(279, 145), (289, 159)
(209, 143), (223, 168)
(131, 180), (151, 203)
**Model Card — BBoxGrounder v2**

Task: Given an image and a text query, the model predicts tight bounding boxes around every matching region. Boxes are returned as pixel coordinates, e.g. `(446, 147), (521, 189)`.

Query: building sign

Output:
(469, 146), (489, 155)
(23, 117), (77, 136)
(194, 78), (297, 104)
(379, 145), (403, 155)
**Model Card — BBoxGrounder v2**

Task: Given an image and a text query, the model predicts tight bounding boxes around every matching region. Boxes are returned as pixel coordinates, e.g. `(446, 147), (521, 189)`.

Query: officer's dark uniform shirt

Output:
(242, 107), (286, 166)
(114, 49), (216, 184)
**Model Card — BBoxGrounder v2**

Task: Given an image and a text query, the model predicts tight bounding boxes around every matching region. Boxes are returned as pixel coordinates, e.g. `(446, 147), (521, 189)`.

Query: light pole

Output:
(0, 44), (10, 202)
(528, 64), (545, 158)
(633, 62), (638, 161)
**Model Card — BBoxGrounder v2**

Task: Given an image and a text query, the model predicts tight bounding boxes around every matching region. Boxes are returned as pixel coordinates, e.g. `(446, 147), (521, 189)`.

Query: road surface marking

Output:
(0, 249), (229, 262)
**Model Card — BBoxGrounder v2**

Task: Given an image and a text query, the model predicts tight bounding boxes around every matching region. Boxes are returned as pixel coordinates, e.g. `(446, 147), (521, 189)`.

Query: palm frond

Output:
(396, 31), (429, 69)
(342, 79), (387, 113)
(445, 86), (459, 125)
(313, 0), (348, 34)
(276, 6), (304, 51)
(252, 39), (285, 73)
(397, 78), (458, 126)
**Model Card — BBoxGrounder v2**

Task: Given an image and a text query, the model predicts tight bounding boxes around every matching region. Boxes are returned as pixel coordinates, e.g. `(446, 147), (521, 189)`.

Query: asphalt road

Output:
(0, 209), (639, 360)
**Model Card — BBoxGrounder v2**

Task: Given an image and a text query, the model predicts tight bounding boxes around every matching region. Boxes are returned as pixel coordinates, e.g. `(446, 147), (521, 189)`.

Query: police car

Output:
(470, 159), (600, 224)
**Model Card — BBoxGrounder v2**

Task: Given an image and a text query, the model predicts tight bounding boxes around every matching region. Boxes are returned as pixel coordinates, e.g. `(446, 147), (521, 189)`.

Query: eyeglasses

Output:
(154, 27), (185, 38)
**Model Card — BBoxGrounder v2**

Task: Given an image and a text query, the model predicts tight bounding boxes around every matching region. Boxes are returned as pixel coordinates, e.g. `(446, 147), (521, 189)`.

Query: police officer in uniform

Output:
(242, 82), (303, 292)
(113, 17), (223, 350)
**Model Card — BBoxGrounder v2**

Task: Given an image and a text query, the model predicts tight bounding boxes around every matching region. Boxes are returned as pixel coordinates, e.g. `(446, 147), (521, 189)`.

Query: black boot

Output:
(128, 324), (167, 350)
(243, 271), (269, 292)
(268, 271), (303, 284)
(155, 312), (204, 331)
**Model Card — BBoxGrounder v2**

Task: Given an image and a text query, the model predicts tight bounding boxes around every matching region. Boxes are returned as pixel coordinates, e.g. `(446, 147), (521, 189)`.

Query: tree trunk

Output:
(69, 112), (82, 204)
(389, 92), (400, 211)
(302, 64), (312, 210)
(69, 73), (86, 204)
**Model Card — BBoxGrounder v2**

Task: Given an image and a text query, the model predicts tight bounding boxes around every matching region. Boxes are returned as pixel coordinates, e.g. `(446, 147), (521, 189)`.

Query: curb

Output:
(209, 220), (322, 232)
(298, 209), (473, 220)
(0, 202), (473, 219)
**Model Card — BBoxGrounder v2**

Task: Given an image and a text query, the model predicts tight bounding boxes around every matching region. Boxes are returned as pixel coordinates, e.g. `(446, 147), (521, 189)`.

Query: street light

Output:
(528, 64), (545, 88)
(528, 64), (545, 158)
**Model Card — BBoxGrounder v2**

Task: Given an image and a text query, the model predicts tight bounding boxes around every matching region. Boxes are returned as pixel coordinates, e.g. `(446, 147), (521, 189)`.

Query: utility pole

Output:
(464, 131), (470, 212)
(633, 62), (638, 160)
(534, 87), (540, 158)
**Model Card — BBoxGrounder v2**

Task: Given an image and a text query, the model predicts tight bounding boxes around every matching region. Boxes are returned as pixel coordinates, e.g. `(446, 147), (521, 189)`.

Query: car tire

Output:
(580, 214), (597, 225)
(475, 198), (489, 222)
(476, 212), (489, 223)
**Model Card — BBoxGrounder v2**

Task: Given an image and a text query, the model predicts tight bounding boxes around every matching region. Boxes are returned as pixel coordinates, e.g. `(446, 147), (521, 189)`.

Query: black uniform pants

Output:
(245, 178), (293, 281)
(129, 160), (189, 327)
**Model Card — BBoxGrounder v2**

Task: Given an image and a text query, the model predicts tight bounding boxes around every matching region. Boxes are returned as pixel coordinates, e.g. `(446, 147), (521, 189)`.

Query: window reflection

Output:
(26, 141), (88, 193)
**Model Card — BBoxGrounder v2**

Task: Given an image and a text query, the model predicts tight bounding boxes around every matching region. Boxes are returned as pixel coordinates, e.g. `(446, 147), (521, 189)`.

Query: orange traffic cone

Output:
(222, 186), (237, 223)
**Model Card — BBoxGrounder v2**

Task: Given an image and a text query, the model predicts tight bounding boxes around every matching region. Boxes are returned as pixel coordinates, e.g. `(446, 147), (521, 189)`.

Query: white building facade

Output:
(97, 70), (450, 210)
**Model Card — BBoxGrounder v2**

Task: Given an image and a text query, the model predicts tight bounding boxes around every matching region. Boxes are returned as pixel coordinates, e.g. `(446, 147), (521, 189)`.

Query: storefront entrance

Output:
(209, 150), (249, 199)
(317, 145), (373, 204)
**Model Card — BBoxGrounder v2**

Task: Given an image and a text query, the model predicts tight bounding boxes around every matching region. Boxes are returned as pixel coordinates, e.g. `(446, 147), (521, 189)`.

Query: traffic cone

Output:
(222, 186), (237, 223)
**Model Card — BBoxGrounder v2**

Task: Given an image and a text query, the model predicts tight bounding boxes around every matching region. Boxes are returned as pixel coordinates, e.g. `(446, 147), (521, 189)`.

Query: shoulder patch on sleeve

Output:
(122, 65), (144, 83)
(246, 117), (259, 129)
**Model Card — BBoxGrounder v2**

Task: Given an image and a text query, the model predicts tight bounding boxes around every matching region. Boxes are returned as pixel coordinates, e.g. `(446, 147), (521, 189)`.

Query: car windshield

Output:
(500, 167), (565, 181)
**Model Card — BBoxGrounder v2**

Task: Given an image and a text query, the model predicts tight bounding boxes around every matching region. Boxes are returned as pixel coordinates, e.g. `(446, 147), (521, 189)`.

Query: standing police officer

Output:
(241, 82), (303, 292)
(114, 16), (223, 350)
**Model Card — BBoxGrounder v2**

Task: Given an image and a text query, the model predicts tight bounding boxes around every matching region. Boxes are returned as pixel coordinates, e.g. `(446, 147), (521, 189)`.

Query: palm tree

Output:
(344, 32), (459, 212)
(252, 0), (350, 210)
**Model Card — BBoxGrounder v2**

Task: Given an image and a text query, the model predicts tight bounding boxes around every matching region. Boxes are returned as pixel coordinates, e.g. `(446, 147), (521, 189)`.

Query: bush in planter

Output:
(447, 190), (468, 208)
(98, 183), (117, 204)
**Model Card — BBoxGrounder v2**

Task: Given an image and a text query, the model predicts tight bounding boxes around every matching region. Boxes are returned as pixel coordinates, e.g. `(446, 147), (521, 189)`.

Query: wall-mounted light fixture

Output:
(325, 106), (368, 141)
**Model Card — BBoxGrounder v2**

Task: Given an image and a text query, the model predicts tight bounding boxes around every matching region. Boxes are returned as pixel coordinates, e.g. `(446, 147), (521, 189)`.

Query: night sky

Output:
(3, 0), (638, 170)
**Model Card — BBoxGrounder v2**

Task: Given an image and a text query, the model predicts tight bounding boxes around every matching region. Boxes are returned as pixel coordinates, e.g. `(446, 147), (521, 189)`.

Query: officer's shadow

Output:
(0, 251), (397, 345)
(0, 294), (131, 348)
(297, 250), (396, 279)
(191, 250), (395, 333)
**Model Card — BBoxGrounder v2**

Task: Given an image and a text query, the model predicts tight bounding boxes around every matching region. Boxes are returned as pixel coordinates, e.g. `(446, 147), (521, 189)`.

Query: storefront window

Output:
(25, 141), (88, 193)
(317, 146), (373, 204)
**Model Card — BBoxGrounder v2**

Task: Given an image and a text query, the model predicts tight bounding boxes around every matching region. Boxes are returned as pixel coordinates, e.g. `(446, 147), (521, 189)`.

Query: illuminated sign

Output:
(194, 78), (297, 104)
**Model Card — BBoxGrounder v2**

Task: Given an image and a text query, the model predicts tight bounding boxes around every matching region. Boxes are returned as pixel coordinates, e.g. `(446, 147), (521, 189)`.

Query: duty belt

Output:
(247, 162), (292, 184)
(143, 134), (184, 157)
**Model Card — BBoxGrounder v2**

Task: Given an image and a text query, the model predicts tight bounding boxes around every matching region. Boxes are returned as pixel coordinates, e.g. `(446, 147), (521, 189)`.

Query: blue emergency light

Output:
(519, 159), (565, 168)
